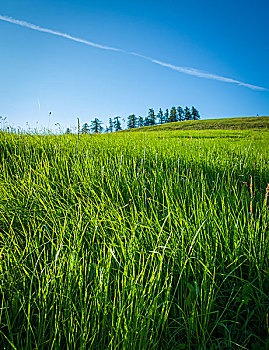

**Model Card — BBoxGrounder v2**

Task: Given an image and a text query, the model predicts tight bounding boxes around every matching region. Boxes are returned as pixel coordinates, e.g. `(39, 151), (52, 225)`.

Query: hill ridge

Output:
(123, 116), (269, 132)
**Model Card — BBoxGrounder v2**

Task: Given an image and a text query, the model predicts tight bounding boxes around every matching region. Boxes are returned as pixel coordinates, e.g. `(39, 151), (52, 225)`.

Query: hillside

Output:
(124, 116), (269, 132)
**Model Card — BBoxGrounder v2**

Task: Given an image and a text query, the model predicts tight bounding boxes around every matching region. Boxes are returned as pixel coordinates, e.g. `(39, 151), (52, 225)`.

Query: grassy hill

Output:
(125, 116), (269, 132)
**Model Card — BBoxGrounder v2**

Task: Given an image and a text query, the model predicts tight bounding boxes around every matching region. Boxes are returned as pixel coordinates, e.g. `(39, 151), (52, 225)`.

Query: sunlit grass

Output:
(0, 129), (268, 349)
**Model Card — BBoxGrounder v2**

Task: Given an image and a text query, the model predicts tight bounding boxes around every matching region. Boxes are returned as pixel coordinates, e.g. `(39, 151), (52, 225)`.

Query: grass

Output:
(124, 116), (269, 132)
(0, 128), (269, 349)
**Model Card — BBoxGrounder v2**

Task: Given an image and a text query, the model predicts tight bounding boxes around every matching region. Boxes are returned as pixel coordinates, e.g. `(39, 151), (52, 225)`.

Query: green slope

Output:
(124, 116), (269, 132)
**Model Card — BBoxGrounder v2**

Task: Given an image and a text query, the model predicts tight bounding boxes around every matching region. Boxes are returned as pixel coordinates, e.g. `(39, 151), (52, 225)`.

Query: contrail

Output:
(0, 14), (267, 91)
(0, 14), (124, 52)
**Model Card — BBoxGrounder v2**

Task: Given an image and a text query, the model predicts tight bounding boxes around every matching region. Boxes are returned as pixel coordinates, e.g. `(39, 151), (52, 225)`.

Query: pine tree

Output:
(90, 118), (103, 133)
(138, 116), (144, 127)
(184, 107), (192, 121)
(164, 109), (169, 123)
(157, 108), (164, 124)
(114, 116), (122, 131)
(148, 108), (156, 125)
(65, 128), (72, 134)
(177, 106), (184, 121)
(144, 117), (150, 126)
(169, 107), (177, 122)
(191, 106), (200, 120)
(81, 123), (91, 134)
(108, 118), (113, 132)
(127, 114), (137, 129)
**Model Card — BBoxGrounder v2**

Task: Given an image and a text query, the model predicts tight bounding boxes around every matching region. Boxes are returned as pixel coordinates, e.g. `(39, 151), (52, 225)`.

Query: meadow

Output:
(0, 127), (268, 349)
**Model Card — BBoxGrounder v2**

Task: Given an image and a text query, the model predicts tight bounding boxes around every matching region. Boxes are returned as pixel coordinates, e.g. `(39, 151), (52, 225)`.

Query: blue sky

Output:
(0, 0), (268, 130)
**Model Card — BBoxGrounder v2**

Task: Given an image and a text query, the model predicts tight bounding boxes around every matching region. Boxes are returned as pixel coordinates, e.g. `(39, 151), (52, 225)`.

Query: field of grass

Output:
(0, 128), (269, 349)
(125, 116), (269, 132)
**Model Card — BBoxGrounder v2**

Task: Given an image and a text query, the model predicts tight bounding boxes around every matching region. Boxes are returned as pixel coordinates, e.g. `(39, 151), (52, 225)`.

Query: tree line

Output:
(69, 106), (200, 134)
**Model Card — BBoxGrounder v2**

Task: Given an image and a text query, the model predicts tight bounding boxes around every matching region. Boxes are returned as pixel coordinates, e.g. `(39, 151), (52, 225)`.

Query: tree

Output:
(127, 114), (137, 129)
(81, 123), (91, 134)
(164, 109), (169, 123)
(144, 117), (151, 126)
(65, 127), (72, 134)
(138, 116), (144, 127)
(108, 118), (113, 132)
(184, 107), (192, 121)
(157, 108), (164, 124)
(148, 108), (156, 125)
(104, 126), (110, 133)
(90, 118), (103, 133)
(114, 116), (122, 131)
(169, 107), (177, 123)
(191, 106), (200, 120)
(177, 106), (184, 121)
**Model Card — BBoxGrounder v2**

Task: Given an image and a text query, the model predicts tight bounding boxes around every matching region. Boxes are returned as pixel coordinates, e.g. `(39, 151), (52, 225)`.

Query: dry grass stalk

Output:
(265, 183), (269, 207)
(250, 175), (253, 225)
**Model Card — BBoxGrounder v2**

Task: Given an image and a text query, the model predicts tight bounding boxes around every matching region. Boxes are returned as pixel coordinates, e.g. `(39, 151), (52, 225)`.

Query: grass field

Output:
(0, 127), (269, 349)
(124, 116), (269, 132)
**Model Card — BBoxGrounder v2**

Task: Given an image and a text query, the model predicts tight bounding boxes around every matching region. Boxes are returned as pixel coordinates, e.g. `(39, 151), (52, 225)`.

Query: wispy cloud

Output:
(0, 14), (267, 91)
(0, 14), (124, 52)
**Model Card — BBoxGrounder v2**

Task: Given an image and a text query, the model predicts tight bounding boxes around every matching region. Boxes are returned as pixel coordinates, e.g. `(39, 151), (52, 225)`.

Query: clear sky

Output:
(0, 0), (268, 131)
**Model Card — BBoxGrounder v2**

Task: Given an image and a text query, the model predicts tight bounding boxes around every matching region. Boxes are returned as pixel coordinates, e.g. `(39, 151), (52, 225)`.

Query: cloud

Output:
(128, 52), (267, 91)
(0, 14), (124, 52)
(0, 14), (267, 91)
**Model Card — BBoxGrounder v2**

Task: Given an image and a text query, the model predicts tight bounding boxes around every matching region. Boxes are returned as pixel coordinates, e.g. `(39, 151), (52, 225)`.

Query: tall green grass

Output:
(0, 129), (268, 349)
